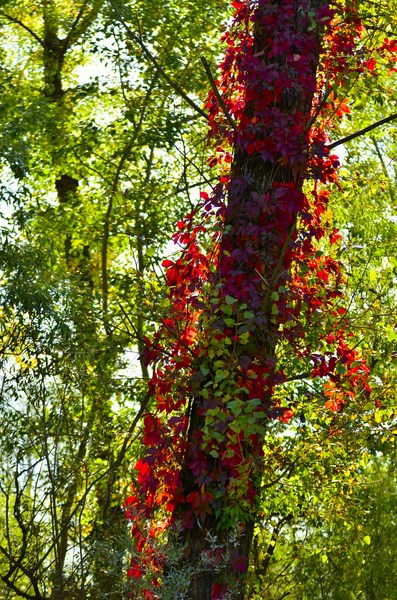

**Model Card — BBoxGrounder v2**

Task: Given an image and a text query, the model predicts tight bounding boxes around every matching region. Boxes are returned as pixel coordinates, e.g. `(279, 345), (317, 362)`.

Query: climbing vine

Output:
(124, 1), (396, 597)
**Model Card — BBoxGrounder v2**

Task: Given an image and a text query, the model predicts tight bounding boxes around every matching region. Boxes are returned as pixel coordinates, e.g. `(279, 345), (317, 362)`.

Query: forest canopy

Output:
(0, 1), (396, 599)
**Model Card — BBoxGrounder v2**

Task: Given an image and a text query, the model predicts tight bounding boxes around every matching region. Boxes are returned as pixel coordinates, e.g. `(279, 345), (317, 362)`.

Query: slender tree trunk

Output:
(176, 1), (326, 597)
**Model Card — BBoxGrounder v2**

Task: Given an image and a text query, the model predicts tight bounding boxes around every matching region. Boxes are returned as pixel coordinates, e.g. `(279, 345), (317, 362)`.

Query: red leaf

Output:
(162, 259), (174, 268)
(317, 269), (329, 283)
(232, 555), (248, 573)
(128, 564), (143, 579)
(330, 228), (342, 245)
(212, 582), (228, 600)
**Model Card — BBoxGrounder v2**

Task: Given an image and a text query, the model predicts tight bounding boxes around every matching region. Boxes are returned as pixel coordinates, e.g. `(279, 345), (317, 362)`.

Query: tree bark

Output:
(174, 1), (326, 597)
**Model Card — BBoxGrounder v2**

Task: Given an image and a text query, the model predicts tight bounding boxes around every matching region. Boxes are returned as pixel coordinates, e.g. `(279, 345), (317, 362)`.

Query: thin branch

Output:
(170, 139), (215, 189)
(371, 135), (396, 204)
(101, 139), (134, 330)
(1, 12), (44, 47)
(201, 56), (237, 131)
(0, 571), (47, 600)
(261, 513), (294, 577)
(329, 112), (397, 149)
(262, 460), (298, 490)
(64, 0), (103, 48)
(64, 0), (90, 47)
(286, 371), (311, 382)
(101, 73), (159, 334)
(101, 393), (150, 518)
(108, 0), (209, 121)
(175, 175), (219, 195)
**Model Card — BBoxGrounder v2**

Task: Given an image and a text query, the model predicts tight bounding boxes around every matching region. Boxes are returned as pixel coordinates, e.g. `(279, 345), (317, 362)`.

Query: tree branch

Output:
(101, 138), (134, 333)
(261, 513), (294, 577)
(1, 12), (44, 47)
(328, 112), (397, 149)
(371, 135), (396, 204)
(108, 0), (209, 121)
(101, 73), (159, 335)
(201, 56), (237, 131)
(64, 0), (103, 49)
(0, 570), (47, 600)
(64, 0), (91, 47)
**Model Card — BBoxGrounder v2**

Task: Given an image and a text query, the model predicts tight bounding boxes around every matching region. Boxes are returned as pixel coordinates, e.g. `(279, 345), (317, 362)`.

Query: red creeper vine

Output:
(125, 1), (397, 597)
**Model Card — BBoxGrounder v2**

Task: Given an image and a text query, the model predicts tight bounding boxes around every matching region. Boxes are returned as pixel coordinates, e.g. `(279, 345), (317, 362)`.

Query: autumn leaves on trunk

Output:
(126, 1), (372, 598)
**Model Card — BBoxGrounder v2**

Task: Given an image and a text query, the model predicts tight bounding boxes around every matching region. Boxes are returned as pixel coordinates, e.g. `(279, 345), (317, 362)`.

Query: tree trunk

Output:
(174, 1), (326, 597)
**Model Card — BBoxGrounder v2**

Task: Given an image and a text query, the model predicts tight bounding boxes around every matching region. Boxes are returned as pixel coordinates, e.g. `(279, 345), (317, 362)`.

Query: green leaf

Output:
(243, 311), (254, 319)
(228, 399), (243, 414)
(363, 535), (371, 545)
(220, 303), (232, 315)
(215, 369), (230, 382)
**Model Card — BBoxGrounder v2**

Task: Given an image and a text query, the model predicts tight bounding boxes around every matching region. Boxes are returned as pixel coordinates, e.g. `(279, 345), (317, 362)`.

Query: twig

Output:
(108, 0), (209, 121)
(329, 112), (397, 149)
(201, 56), (237, 131)
(1, 12), (44, 47)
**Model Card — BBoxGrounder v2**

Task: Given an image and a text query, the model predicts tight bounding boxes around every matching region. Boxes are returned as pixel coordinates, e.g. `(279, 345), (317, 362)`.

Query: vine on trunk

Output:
(124, 1), (396, 597)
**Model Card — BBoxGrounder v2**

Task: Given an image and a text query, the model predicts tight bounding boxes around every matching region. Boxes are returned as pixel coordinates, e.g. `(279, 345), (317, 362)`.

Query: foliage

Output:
(0, 0), (226, 597)
(0, 0), (397, 599)
(249, 452), (397, 600)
